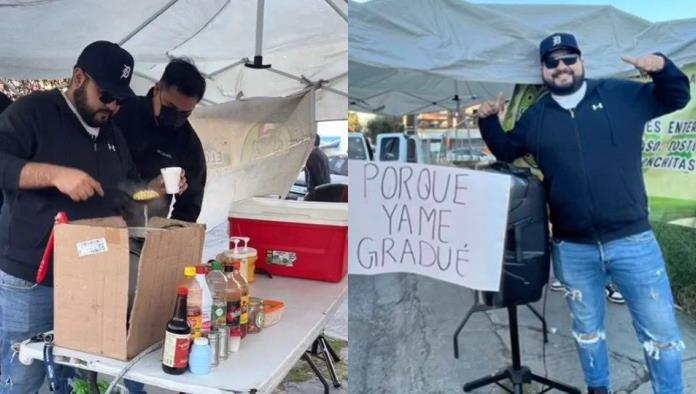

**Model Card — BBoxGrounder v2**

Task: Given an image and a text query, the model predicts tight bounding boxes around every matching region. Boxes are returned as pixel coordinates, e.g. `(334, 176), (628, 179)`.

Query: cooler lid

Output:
(229, 197), (347, 226)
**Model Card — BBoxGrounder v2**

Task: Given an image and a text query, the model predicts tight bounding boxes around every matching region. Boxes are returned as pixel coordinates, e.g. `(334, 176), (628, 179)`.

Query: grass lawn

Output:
(649, 196), (696, 222)
(277, 336), (348, 390)
(652, 221), (696, 316)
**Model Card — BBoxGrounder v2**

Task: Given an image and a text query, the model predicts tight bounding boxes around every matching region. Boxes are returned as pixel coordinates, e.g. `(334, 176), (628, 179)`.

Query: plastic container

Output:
(229, 198), (347, 283)
(262, 299), (285, 327)
(194, 265), (213, 334)
(188, 337), (212, 375)
(182, 266), (203, 338)
(206, 261), (228, 330)
(223, 263), (242, 332)
(220, 237), (257, 283)
(231, 260), (249, 338)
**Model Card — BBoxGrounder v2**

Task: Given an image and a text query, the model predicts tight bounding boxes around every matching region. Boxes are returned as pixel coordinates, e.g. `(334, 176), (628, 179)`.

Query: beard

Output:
(74, 83), (113, 127)
(542, 67), (585, 95)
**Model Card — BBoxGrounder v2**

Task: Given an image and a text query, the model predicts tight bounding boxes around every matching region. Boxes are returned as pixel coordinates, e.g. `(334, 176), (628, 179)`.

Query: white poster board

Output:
(348, 160), (511, 291)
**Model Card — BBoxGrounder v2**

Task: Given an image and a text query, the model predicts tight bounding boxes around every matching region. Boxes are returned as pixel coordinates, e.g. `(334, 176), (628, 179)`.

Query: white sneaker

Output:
(549, 279), (564, 291)
(605, 284), (625, 304)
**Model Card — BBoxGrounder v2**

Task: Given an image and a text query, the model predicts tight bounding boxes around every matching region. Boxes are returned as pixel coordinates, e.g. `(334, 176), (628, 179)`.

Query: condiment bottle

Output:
(206, 261), (228, 330)
(195, 265), (213, 334)
(224, 263), (242, 336)
(232, 260), (250, 338)
(182, 266), (202, 338)
(162, 287), (191, 375)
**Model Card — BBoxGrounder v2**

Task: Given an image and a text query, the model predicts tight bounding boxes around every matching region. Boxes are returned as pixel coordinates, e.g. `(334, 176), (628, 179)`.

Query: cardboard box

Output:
(229, 198), (348, 282)
(53, 217), (204, 361)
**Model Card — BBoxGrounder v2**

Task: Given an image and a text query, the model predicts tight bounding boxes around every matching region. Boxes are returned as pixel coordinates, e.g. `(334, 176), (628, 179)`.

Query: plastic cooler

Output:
(228, 198), (348, 283)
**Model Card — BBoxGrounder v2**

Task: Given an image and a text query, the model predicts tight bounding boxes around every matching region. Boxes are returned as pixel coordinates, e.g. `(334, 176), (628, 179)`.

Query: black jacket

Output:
(0, 90), (139, 285)
(113, 95), (206, 223)
(0, 91), (12, 209)
(305, 147), (331, 192)
(479, 55), (690, 244)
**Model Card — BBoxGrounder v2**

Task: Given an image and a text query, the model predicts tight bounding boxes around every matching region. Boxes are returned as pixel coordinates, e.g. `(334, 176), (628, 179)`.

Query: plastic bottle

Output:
(162, 287), (191, 375)
(207, 261), (228, 330)
(224, 263), (242, 337)
(188, 337), (212, 375)
(182, 266), (202, 338)
(232, 260), (250, 338)
(195, 265), (213, 334)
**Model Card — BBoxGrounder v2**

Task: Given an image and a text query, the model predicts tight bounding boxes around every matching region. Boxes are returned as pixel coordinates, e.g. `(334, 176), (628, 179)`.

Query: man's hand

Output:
(149, 169), (188, 196)
(178, 169), (188, 195)
(51, 166), (104, 202)
(621, 54), (665, 74)
(477, 92), (505, 119)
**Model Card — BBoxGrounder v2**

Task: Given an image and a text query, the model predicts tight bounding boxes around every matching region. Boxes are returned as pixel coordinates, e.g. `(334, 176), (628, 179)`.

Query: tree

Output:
(366, 116), (404, 143)
(348, 112), (362, 132)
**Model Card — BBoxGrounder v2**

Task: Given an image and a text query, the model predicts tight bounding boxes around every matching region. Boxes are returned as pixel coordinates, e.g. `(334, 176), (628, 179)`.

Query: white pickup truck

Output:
(375, 132), (494, 165)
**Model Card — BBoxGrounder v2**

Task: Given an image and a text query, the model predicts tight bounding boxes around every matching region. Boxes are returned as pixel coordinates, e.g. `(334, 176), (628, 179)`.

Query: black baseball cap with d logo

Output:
(75, 41), (135, 99)
(539, 33), (581, 61)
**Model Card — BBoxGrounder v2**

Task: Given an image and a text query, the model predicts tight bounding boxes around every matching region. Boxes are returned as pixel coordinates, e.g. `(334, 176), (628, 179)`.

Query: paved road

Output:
(349, 273), (696, 393)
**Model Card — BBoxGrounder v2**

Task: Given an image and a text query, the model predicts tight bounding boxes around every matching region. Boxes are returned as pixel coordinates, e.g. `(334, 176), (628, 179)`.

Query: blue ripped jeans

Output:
(0, 270), (74, 393)
(552, 230), (683, 394)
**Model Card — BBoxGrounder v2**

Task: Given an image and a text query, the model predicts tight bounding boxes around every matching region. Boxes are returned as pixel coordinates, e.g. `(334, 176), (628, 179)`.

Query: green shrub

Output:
(653, 222), (696, 316)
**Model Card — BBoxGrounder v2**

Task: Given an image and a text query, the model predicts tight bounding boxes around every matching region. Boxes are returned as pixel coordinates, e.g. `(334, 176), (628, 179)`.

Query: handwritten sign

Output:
(348, 160), (511, 291)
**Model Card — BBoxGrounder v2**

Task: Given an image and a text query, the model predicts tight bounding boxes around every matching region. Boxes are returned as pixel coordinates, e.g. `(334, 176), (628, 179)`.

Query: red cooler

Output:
(228, 198), (348, 282)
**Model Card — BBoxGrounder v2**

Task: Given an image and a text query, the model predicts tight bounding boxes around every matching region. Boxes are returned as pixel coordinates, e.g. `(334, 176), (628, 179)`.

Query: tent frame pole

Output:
(205, 58), (249, 78)
(246, 0), (271, 69)
(118, 0), (179, 46)
(323, 0), (347, 22)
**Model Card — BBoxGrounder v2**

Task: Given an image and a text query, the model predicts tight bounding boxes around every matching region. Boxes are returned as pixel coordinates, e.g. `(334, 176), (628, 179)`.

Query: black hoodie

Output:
(479, 55), (690, 244)
(0, 90), (139, 285)
(113, 94), (206, 223)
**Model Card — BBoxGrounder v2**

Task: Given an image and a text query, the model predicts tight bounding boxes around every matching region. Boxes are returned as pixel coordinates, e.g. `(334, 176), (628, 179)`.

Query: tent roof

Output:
(0, 0), (347, 120)
(349, 0), (696, 116)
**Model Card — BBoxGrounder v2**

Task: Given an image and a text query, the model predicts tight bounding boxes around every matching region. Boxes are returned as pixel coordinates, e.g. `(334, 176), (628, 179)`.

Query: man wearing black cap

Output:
(113, 58), (205, 226)
(0, 41), (143, 393)
(478, 33), (690, 394)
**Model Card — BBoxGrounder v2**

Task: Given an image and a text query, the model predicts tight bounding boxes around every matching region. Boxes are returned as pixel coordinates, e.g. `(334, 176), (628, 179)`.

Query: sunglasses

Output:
(83, 72), (122, 105)
(543, 55), (579, 69)
(99, 91), (122, 105)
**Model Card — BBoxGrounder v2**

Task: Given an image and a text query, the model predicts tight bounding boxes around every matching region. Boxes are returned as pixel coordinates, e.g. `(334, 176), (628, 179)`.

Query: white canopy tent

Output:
(349, 0), (696, 116)
(0, 0), (347, 121)
(0, 0), (347, 228)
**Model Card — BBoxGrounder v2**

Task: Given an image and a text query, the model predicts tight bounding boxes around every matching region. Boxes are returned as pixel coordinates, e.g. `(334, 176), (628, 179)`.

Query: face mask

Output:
(157, 104), (188, 130)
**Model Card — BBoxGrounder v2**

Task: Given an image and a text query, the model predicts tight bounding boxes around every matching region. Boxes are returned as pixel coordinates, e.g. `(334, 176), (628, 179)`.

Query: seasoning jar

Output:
(248, 297), (265, 334)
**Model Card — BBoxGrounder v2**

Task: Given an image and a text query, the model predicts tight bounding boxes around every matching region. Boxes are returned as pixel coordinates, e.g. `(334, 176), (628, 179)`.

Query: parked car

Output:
(287, 154), (349, 200)
(348, 132), (373, 160)
(375, 133), (429, 163)
(445, 147), (495, 163)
